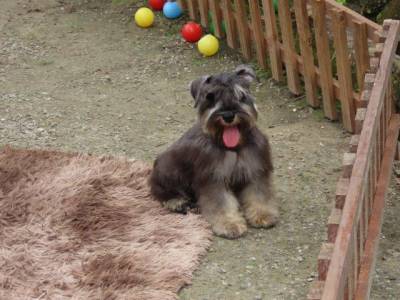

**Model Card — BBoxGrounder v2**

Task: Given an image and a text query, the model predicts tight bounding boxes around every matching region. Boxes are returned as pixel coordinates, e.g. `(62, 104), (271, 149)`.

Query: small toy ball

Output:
(163, 1), (182, 19)
(134, 7), (154, 28)
(197, 34), (219, 57)
(181, 22), (203, 43)
(149, 0), (165, 11)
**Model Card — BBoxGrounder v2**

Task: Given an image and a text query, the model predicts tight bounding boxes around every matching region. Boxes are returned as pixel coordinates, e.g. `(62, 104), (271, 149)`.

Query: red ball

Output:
(148, 0), (165, 11)
(181, 22), (203, 43)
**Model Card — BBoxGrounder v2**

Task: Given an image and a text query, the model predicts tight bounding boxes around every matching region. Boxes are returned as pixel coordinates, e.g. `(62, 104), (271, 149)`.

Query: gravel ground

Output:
(0, 1), (399, 299)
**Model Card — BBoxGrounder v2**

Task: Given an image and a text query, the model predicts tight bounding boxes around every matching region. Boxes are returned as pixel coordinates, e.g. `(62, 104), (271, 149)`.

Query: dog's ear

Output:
(190, 75), (211, 107)
(234, 65), (256, 89)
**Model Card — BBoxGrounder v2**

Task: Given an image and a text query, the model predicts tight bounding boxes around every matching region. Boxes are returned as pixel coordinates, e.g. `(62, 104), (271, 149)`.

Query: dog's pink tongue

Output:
(223, 126), (240, 148)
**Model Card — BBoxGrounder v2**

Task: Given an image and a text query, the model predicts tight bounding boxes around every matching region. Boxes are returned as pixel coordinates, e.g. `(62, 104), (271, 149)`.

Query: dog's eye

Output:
(239, 95), (247, 103)
(206, 93), (215, 102)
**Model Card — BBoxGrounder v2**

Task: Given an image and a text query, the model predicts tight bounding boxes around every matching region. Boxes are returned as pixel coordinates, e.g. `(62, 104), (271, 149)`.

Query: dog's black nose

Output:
(221, 111), (235, 123)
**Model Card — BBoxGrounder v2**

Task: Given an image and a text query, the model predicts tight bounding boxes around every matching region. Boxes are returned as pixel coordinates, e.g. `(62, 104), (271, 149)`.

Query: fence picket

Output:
(353, 21), (371, 92)
(209, 0), (223, 38)
(249, 0), (267, 69)
(332, 9), (356, 132)
(262, 0), (284, 81)
(294, 0), (319, 107)
(198, 0), (209, 28)
(277, 0), (301, 95)
(221, 0), (238, 48)
(311, 0), (337, 120)
(234, 0), (252, 60)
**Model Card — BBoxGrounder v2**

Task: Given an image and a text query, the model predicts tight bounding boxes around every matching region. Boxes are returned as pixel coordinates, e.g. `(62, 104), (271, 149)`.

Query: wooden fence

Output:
(179, 0), (383, 132)
(178, 0), (400, 299)
(308, 20), (400, 300)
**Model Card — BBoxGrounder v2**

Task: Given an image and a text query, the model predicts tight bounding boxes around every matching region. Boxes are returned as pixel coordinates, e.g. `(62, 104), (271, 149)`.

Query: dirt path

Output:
(1, 1), (399, 299)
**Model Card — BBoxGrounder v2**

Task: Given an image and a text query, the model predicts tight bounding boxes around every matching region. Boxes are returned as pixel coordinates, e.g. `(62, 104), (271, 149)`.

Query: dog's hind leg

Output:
(198, 184), (247, 239)
(239, 176), (279, 228)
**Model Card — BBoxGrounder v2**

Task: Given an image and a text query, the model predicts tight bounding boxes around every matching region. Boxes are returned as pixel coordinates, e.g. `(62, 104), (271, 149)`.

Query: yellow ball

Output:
(197, 34), (219, 57)
(134, 7), (154, 28)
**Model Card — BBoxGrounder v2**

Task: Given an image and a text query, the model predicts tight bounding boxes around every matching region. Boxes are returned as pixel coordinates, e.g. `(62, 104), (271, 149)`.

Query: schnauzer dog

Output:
(150, 65), (278, 239)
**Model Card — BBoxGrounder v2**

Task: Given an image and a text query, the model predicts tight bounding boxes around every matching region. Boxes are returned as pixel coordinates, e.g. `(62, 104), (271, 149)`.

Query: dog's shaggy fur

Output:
(150, 65), (278, 238)
(0, 147), (211, 300)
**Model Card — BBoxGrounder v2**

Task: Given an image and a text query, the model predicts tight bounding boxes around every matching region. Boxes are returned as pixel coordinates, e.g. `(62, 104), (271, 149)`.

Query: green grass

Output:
(312, 108), (325, 122)
(111, 0), (138, 5)
(36, 59), (54, 66)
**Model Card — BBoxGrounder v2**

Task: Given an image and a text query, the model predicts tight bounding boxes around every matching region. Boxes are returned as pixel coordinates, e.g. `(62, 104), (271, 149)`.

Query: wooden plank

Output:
(311, 0), (337, 119)
(348, 237), (356, 299)
(350, 135), (360, 153)
(331, 9), (356, 132)
(318, 243), (335, 280)
(374, 43), (384, 58)
(308, 281), (325, 300)
(369, 57), (380, 73)
(358, 89), (371, 109)
(342, 152), (356, 178)
(178, 0), (187, 10)
(355, 115), (400, 300)
(221, 0), (238, 49)
(336, 177), (350, 209)
(355, 108), (367, 134)
(277, 0), (301, 95)
(353, 21), (370, 92)
(328, 208), (342, 243)
(209, 0), (223, 38)
(364, 73), (376, 90)
(294, 0), (319, 107)
(321, 20), (400, 300)
(262, 0), (284, 82)
(198, 0), (209, 27)
(249, 0), (267, 69)
(234, 0), (252, 60)
(186, 0), (197, 20)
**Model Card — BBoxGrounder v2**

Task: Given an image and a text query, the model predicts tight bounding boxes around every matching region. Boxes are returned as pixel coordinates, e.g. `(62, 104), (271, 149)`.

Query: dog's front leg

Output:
(239, 176), (279, 228)
(198, 184), (247, 239)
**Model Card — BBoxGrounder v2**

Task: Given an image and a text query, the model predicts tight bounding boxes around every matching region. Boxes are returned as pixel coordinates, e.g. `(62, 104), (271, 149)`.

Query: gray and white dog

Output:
(150, 65), (278, 239)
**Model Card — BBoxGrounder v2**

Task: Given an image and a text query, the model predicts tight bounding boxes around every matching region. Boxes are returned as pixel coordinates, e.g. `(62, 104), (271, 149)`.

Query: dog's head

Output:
(190, 65), (258, 149)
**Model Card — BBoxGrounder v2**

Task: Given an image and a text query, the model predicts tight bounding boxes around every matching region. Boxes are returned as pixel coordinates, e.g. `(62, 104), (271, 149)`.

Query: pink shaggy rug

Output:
(0, 147), (212, 300)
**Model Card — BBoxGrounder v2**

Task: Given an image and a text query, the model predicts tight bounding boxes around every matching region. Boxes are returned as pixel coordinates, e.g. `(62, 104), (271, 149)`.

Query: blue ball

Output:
(163, 1), (182, 19)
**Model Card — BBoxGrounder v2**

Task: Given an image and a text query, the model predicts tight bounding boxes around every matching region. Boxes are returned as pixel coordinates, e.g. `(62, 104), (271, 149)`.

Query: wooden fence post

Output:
(331, 9), (356, 132)
(221, 0), (238, 49)
(353, 21), (371, 92)
(249, 0), (267, 69)
(234, 0), (252, 60)
(294, 0), (319, 107)
(262, 0), (284, 82)
(277, 0), (301, 95)
(311, 0), (337, 119)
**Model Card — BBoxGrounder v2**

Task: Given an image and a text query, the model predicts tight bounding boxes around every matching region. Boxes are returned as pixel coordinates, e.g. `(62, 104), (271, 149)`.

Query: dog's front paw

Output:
(244, 207), (279, 228)
(162, 198), (189, 213)
(246, 211), (278, 228)
(212, 215), (248, 239)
